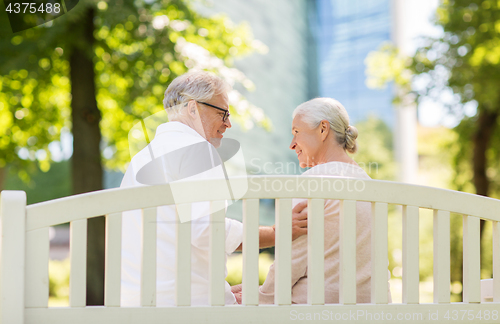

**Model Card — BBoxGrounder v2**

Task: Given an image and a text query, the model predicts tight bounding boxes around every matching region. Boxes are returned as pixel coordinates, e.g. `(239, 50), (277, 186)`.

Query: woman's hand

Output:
(236, 200), (309, 251)
(291, 200), (308, 240)
(272, 200), (308, 241)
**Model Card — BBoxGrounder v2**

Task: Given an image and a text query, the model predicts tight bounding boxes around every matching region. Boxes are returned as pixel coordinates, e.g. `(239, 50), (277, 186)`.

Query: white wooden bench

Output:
(1, 176), (499, 324)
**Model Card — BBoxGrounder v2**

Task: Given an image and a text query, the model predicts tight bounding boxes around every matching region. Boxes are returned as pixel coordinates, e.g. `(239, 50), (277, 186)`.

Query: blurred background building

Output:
(197, 0), (442, 187)
(197, 0), (315, 175)
(315, 0), (393, 125)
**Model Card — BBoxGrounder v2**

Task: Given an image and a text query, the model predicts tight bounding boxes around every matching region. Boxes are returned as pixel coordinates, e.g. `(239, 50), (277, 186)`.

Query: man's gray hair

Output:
(163, 71), (230, 116)
(292, 97), (358, 153)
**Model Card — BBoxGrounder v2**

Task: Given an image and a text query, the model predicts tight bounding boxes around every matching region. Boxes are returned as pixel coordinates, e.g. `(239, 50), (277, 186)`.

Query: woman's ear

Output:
(320, 120), (329, 141)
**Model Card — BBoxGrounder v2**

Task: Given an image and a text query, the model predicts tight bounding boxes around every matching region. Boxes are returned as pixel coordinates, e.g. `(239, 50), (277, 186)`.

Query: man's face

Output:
(197, 93), (231, 148)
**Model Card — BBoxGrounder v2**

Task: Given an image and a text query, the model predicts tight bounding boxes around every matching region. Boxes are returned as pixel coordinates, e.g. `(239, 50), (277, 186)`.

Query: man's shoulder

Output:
(120, 162), (142, 188)
(121, 122), (208, 186)
(156, 122), (203, 139)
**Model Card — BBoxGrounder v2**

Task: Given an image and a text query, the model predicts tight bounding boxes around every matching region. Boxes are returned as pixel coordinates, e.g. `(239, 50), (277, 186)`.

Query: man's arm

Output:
(235, 200), (308, 251)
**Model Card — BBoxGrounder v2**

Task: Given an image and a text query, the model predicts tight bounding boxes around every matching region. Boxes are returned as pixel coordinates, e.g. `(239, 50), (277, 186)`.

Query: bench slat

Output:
(26, 178), (500, 231)
(175, 204), (191, 306)
(463, 215), (480, 303)
(371, 202), (388, 304)
(25, 228), (49, 308)
(209, 201), (226, 306)
(69, 219), (87, 307)
(307, 199), (325, 305)
(242, 199), (259, 305)
(340, 200), (356, 305)
(24, 303), (500, 324)
(275, 198), (292, 305)
(105, 213), (122, 307)
(141, 208), (157, 307)
(1, 191), (26, 324)
(433, 210), (450, 303)
(493, 221), (500, 302)
(402, 205), (419, 304)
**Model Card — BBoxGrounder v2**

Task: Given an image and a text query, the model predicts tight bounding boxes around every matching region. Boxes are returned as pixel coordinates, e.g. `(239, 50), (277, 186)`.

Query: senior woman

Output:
(257, 97), (391, 304)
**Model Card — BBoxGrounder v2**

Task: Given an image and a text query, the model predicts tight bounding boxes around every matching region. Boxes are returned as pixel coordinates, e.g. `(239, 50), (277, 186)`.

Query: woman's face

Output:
(289, 115), (323, 168)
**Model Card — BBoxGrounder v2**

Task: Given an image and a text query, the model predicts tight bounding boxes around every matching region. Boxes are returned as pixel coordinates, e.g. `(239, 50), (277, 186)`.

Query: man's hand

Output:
(231, 284), (242, 304)
(231, 284), (242, 294)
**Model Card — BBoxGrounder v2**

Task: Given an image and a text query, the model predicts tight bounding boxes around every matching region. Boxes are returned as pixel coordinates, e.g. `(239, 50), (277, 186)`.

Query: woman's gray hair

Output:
(292, 97), (358, 154)
(163, 71), (230, 118)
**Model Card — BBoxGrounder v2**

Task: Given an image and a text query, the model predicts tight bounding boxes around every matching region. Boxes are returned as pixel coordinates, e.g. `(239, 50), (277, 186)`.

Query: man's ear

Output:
(187, 100), (198, 118)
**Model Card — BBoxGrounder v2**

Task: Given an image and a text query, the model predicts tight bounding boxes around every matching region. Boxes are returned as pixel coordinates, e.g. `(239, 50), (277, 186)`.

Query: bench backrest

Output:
(1, 176), (499, 324)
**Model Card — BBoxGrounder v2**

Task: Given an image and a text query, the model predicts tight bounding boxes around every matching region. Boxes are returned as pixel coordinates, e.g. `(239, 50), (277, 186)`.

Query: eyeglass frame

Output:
(196, 101), (231, 122)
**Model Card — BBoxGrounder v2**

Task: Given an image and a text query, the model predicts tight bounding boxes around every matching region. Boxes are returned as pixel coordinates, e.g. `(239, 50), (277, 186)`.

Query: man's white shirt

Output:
(120, 121), (243, 306)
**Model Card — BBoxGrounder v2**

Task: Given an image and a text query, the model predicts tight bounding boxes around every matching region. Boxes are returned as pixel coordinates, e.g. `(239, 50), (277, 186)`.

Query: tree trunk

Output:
(472, 107), (499, 271)
(0, 167), (6, 191)
(472, 109), (498, 197)
(69, 7), (105, 306)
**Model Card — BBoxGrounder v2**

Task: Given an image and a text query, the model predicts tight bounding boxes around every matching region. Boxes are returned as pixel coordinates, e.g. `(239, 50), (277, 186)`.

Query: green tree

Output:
(366, 0), (500, 200)
(4, 160), (71, 204)
(354, 115), (395, 181)
(0, 0), (270, 304)
(0, 39), (68, 189)
(366, 0), (500, 299)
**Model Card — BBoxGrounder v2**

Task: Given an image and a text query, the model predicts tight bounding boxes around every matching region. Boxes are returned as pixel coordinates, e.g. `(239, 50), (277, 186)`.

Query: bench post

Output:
(433, 210), (450, 303)
(340, 200), (357, 305)
(0, 190), (27, 324)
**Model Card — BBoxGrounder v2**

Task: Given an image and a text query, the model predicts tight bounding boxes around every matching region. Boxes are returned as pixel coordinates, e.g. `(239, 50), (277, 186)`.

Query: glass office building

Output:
(314, 0), (394, 126)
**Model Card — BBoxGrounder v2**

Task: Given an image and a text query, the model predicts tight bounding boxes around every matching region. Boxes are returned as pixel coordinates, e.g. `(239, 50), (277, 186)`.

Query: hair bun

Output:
(345, 125), (358, 139)
(344, 125), (358, 153)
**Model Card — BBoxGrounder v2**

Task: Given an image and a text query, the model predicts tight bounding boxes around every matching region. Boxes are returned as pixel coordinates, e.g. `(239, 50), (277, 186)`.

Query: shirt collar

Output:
(155, 121), (206, 140)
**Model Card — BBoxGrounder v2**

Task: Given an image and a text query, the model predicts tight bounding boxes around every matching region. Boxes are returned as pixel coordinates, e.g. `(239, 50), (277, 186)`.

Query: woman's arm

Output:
(235, 200), (308, 251)
(258, 234), (308, 304)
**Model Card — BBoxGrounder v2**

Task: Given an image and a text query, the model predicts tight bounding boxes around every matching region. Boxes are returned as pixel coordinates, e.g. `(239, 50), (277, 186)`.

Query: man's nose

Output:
(224, 117), (232, 128)
(289, 139), (296, 150)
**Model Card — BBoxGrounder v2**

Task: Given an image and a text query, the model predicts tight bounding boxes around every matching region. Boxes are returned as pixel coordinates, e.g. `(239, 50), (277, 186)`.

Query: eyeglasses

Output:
(196, 101), (230, 122)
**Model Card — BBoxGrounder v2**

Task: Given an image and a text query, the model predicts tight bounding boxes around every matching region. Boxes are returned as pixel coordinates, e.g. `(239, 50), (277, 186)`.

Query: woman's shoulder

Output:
(303, 161), (371, 179)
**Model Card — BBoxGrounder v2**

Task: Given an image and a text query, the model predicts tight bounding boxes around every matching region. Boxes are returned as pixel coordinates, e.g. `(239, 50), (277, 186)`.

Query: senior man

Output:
(120, 71), (307, 306)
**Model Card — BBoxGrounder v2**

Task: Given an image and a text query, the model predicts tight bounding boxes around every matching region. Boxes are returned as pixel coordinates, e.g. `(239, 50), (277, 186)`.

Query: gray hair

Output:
(292, 98), (358, 154)
(163, 71), (230, 117)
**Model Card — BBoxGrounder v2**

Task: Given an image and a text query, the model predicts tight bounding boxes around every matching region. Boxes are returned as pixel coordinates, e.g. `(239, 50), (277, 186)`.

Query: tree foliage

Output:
(0, 28), (68, 180)
(0, 0), (271, 176)
(366, 0), (500, 199)
(366, 0), (500, 299)
(354, 115), (395, 181)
